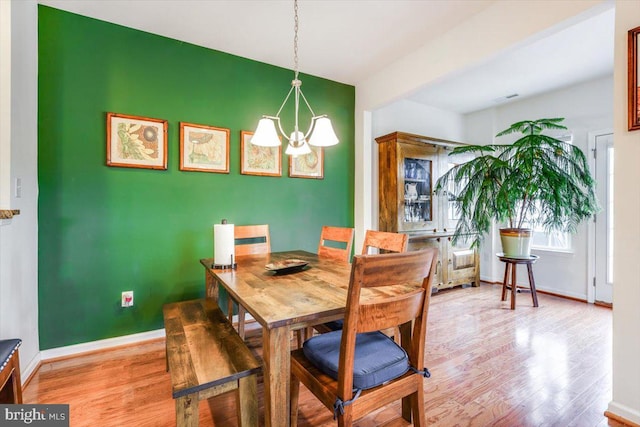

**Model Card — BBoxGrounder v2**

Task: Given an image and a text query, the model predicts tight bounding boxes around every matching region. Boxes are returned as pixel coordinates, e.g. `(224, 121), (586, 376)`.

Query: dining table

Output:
(199, 250), (418, 427)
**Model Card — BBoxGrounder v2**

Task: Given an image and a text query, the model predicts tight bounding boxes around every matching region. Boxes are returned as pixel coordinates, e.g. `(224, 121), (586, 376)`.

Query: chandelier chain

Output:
(293, 0), (299, 79)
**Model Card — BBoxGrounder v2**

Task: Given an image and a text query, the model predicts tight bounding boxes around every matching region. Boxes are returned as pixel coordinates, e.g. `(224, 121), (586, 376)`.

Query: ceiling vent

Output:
(492, 93), (519, 103)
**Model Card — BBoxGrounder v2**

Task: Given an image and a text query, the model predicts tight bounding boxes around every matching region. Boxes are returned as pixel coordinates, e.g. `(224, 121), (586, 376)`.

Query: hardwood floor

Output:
(24, 284), (615, 426)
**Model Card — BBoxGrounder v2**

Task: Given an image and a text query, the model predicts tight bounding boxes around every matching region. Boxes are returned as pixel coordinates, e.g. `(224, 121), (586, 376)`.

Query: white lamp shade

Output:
(308, 117), (339, 147)
(285, 131), (311, 156)
(251, 118), (281, 147)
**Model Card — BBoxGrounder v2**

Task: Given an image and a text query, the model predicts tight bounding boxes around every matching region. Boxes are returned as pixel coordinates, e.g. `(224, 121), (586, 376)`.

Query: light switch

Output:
(14, 178), (21, 198)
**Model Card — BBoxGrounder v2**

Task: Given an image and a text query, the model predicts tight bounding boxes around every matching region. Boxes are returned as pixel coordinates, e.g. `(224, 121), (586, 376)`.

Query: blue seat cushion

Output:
(0, 339), (21, 372)
(303, 330), (409, 390)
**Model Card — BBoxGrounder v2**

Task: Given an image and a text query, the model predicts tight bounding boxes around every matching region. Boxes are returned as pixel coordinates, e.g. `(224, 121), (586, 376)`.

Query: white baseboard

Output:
(479, 275), (587, 301)
(39, 329), (166, 362)
(21, 352), (42, 385)
(607, 401), (640, 425)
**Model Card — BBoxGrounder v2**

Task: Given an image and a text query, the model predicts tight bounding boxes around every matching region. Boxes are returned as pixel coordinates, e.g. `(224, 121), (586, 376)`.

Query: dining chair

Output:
(361, 229), (408, 254)
(229, 224), (271, 339)
(290, 248), (438, 426)
(315, 230), (408, 335)
(317, 226), (354, 263)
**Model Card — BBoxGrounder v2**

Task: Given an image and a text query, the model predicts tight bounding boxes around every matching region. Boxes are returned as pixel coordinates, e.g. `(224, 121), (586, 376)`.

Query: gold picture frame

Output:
(289, 145), (324, 179)
(240, 131), (282, 177)
(106, 113), (168, 169)
(629, 25), (640, 131)
(179, 122), (230, 173)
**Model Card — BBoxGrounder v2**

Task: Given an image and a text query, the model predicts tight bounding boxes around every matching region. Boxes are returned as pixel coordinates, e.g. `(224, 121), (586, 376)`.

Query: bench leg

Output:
(237, 375), (258, 427)
(176, 393), (199, 427)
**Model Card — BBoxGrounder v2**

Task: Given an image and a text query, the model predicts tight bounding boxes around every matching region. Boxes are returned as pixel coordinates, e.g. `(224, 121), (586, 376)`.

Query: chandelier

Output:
(250, 0), (339, 156)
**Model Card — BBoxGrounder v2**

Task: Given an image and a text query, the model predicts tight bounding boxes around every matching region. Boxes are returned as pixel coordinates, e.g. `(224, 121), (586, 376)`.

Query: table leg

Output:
(527, 264), (539, 307)
(263, 325), (291, 427)
(510, 262), (517, 310)
(205, 270), (219, 301)
(501, 263), (510, 301)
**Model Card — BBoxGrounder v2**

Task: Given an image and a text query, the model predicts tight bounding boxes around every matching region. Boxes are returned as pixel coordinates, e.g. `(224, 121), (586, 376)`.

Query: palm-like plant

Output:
(435, 118), (599, 248)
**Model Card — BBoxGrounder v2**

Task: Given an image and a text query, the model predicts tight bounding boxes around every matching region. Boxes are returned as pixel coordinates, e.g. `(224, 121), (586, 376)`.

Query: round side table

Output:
(497, 253), (540, 310)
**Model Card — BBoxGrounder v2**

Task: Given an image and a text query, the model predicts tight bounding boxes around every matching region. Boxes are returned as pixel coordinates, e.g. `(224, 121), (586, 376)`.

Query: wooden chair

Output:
(229, 224), (271, 339)
(234, 224), (271, 256)
(361, 229), (408, 254)
(314, 230), (408, 335)
(362, 230), (409, 341)
(317, 226), (354, 263)
(308, 226), (355, 338)
(291, 249), (438, 426)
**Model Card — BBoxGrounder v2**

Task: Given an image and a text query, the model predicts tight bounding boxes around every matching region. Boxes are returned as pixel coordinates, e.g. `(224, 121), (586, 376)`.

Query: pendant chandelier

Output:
(250, 0), (339, 156)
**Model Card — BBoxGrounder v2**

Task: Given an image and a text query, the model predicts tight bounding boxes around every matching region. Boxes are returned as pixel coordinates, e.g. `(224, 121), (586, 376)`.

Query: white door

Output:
(594, 133), (613, 304)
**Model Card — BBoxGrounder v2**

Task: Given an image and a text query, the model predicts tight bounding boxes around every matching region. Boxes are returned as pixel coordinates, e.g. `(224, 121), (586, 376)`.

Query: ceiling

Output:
(38, 0), (614, 114)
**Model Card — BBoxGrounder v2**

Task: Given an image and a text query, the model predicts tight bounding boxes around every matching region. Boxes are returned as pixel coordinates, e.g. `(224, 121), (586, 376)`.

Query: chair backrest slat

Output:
(317, 226), (354, 263)
(361, 230), (408, 255)
(356, 289), (425, 333)
(234, 224), (271, 256)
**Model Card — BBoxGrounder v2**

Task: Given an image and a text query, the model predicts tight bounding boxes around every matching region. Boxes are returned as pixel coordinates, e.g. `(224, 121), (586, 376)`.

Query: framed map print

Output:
(179, 122), (230, 173)
(107, 113), (168, 170)
(240, 131), (282, 177)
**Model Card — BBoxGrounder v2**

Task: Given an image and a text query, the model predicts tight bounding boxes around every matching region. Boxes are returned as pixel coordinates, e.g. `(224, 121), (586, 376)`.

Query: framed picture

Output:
(240, 131), (282, 177)
(179, 122), (230, 173)
(629, 26), (640, 131)
(289, 145), (324, 179)
(106, 113), (168, 169)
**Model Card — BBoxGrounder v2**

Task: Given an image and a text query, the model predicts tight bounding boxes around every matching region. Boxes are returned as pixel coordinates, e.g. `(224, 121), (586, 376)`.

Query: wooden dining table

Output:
(199, 250), (417, 427)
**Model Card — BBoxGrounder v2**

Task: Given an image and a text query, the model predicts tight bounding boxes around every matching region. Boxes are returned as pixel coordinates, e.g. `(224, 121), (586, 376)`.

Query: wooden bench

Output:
(0, 339), (22, 404)
(163, 299), (261, 427)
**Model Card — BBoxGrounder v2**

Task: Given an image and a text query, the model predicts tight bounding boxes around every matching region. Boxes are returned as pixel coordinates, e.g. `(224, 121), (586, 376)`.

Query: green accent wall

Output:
(37, 6), (355, 350)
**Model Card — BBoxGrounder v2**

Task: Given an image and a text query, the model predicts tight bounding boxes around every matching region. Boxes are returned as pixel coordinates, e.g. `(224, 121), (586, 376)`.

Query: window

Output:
(521, 200), (572, 252)
(530, 227), (571, 251)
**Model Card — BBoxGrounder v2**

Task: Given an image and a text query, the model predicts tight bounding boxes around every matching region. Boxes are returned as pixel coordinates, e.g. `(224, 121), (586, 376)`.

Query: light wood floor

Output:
(24, 283), (616, 426)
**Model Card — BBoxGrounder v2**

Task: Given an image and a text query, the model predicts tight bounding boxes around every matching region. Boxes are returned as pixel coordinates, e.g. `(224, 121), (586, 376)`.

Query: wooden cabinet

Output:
(376, 131), (479, 290)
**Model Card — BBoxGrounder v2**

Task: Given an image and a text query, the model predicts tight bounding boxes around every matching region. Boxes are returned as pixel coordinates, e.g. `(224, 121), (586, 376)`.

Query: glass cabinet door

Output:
(402, 157), (432, 224)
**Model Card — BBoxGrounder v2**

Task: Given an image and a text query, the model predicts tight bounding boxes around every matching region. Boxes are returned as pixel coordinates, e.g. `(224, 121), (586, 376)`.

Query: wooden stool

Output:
(0, 339), (22, 404)
(497, 254), (539, 310)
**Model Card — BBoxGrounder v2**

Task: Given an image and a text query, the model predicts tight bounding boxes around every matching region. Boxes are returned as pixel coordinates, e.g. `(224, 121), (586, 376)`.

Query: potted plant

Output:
(435, 118), (599, 257)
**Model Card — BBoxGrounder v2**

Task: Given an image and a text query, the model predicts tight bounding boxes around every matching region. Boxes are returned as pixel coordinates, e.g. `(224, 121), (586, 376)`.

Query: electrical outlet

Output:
(121, 291), (134, 307)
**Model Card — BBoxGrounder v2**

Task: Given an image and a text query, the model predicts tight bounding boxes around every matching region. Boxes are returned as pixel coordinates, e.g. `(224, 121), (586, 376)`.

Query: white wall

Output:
(609, 0), (640, 423)
(356, 0), (639, 423)
(465, 75), (613, 299)
(369, 100), (465, 230)
(355, 0), (608, 250)
(0, 0), (40, 378)
(372, 100), (465, 141)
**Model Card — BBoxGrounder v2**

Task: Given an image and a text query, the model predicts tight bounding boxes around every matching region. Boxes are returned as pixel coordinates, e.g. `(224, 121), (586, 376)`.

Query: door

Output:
(594, 133), (613, 304)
